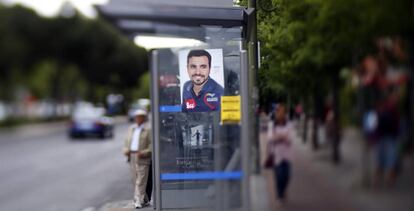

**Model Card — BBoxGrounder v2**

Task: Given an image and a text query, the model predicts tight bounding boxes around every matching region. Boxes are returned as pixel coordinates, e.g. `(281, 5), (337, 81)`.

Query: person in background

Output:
(374, 89), (400, 187)
(267, 103), (294, 205)
(123, 109), (152, 209)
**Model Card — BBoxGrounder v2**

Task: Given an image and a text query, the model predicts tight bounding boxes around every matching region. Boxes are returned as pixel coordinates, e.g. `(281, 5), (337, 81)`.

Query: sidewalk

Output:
(96, 200), (151, 211)
(97, 174), (271, 211)
(259, 118), (414, 211)
(259, 119), (359, 211)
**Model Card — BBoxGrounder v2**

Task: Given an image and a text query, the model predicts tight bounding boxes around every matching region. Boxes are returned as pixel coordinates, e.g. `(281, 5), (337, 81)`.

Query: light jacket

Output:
(123, 122), (152, 165)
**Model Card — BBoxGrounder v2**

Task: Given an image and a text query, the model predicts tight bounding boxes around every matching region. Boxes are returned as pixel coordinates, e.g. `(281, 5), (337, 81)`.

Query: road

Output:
(0, 120), (133, 211)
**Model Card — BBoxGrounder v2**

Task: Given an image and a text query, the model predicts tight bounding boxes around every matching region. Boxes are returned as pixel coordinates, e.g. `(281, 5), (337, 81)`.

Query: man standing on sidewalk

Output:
(123, 109), (152, 209)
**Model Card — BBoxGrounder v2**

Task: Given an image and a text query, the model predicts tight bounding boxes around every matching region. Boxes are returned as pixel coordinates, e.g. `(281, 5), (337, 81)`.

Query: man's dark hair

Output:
(187, 49), (211, 68)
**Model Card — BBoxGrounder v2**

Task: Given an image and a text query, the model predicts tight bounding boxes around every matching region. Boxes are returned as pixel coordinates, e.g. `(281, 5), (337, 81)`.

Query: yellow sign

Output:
(221, 95), (241, 124)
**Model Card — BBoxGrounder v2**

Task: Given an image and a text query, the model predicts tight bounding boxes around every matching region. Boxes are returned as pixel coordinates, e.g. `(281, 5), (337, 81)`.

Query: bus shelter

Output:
(97, 2), (256, 210)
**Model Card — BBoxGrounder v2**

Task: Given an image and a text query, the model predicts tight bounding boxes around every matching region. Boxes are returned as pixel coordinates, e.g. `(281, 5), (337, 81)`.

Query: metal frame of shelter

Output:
(97, 3), (257, 211)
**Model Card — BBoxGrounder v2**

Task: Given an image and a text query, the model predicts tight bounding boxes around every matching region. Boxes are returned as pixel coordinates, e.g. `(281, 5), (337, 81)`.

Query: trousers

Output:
(273, 160), (291, 200)
(130, 153), (150, 204)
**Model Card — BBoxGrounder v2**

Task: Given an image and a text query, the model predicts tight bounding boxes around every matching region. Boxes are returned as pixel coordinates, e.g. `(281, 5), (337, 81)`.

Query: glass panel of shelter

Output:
(156, 25), (243, 210)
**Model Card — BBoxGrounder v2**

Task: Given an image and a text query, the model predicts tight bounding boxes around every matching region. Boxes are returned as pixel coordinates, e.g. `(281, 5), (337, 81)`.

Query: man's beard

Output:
(191, 75), (208, 86)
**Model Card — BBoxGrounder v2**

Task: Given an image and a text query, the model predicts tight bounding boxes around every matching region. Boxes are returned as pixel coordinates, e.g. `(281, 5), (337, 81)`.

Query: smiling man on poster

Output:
(181, 49), (224, 112)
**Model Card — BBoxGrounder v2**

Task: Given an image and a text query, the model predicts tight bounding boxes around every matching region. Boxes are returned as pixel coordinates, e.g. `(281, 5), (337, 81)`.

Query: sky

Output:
(2, 0), (109, 18)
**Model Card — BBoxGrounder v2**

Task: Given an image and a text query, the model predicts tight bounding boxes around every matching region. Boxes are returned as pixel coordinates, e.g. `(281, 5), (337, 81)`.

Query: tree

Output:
(131, 71), (151, 100)
(0, 3), (149, 106)
(248, 0), (414, 162)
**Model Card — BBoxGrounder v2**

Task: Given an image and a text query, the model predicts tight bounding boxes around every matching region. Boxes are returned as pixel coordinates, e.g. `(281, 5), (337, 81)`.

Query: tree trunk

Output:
(51, 62), (62, 118)
(312, 92), (320, 150)
(303, 114), (308, 143)
(332, 71), (341, 164)
(302, 97), (309, 143)
(407, 40), (414, 152)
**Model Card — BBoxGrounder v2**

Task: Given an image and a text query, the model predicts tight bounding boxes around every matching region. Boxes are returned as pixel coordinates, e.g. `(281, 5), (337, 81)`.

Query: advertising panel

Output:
(179, 49), (224, 112)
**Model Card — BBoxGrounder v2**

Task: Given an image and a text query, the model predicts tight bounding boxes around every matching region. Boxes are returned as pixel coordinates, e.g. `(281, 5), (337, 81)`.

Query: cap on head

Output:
(133, 109), (147, 117)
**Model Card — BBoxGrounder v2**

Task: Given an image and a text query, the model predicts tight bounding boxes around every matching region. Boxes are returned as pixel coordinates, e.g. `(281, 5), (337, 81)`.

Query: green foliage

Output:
(131, 72), (151, 99)
(0, 4), (148, 104)
(339, 68), (358, 126)
(26, 60), (56, 98)
(256, 0), (413, 105)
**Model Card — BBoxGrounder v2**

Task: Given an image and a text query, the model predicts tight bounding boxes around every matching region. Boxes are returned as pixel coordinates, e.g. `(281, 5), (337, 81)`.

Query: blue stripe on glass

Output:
(161, 171), (243, 180)
(159, 105), (182, 112)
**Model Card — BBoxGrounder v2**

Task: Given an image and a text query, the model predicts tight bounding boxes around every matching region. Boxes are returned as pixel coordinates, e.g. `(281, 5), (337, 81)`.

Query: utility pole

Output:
(247, 0), (259, 173)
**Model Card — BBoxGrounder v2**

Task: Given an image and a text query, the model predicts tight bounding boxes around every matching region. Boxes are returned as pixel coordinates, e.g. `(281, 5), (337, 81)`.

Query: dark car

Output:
(68, 106), (114, 139)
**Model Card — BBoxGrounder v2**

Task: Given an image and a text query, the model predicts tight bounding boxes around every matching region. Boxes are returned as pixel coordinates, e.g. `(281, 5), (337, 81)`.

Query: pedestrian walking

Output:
(265, 103), (293, 205)
(374, 90), (400, 187)
(123, 109), (152, 209)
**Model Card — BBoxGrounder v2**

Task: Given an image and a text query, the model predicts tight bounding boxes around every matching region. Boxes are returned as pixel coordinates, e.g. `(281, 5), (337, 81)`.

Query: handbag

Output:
(264, 153), (274, 168)
(264, 124), (276, 168)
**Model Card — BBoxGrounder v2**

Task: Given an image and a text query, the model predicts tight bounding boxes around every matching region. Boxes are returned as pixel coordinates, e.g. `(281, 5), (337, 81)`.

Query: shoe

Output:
(142, 201), (150, 207)
(134, 201), (143, 209)
(275, 199), (285, 208)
